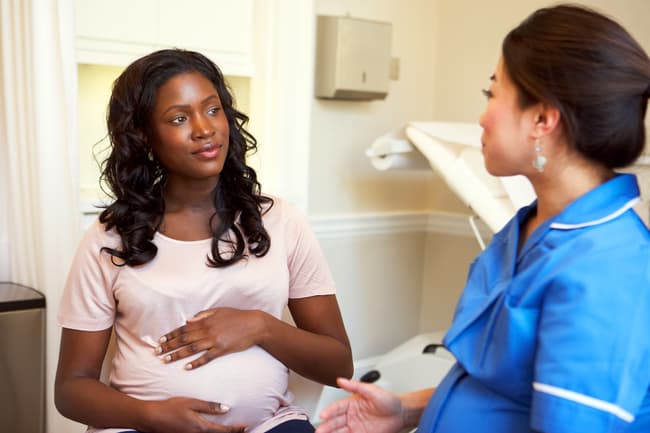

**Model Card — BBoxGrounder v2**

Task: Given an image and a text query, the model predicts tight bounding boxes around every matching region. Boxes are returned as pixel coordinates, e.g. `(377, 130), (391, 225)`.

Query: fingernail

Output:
(159, 336), (167, 343)
(219, 403), (230, 412)
(184, 363), (193, 370)
(164, 355), (171, 362)
(154, 346), (162, 354)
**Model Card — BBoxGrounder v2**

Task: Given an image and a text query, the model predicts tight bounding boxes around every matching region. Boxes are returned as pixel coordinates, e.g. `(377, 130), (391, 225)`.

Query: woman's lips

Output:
(194, 144), (221, 159)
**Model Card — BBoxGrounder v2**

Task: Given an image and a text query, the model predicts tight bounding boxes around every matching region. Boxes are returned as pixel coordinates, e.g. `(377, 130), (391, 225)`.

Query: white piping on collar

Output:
(533, 382), (634, 423)
(550, 197), (640, 230)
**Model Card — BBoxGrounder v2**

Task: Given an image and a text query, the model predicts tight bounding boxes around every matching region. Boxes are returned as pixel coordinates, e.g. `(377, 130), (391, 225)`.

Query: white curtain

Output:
(0, 0), (84, 431)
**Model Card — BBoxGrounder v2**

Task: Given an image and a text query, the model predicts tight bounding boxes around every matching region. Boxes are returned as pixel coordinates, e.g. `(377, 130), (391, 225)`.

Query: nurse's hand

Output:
(141, 397), (247, 433)
(315, 378), (405, 433)
(155, 307), (265, 370)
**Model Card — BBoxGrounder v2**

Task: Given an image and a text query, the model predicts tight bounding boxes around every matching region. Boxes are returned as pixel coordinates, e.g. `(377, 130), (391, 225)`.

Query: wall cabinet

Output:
(74, 0), (254, 76)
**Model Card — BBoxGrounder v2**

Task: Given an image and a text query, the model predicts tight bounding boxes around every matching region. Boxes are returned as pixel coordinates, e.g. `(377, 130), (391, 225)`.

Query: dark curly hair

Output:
(503, 4), (650, 169)
(99, 48), (273, 267)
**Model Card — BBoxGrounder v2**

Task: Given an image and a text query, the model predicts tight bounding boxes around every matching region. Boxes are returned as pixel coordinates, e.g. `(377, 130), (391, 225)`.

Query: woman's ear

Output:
(135, 128), (148, 144)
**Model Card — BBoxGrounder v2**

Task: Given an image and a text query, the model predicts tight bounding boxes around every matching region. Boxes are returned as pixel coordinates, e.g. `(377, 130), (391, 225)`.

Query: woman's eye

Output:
(481, 88), (494, 99)
(170, 115), (187, 124)
(207, 106), (221, 115)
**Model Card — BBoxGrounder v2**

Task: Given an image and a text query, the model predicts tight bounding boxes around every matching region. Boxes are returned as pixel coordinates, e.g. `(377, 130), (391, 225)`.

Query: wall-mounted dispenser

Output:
(315, 15), (392, 101)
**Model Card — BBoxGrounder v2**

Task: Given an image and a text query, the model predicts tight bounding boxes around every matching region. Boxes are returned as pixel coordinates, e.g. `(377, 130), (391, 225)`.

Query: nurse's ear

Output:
(532, 103), (562, 139)
(529, 103), (569, 167)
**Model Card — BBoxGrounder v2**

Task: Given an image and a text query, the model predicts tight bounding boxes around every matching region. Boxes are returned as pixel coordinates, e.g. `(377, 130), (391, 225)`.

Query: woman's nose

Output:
(192, 114), (215, 139)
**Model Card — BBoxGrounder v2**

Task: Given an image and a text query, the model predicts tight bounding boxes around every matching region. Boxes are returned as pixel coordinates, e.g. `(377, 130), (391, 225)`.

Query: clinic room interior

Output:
(1, 1), (649, 432)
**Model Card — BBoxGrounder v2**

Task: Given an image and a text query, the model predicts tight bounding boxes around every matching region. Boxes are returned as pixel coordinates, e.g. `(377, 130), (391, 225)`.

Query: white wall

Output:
(419, 232), (482, 332)
(321, 230), (428, 358)
(309, 0), (447, 364)
(433, 0), (650, 127)
(310, 0), (439, 215)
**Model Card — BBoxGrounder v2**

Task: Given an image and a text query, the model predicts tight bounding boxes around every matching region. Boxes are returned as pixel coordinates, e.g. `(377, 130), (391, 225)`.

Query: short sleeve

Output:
(280, 200), (336, 299)
(57, 219), (121, 331)
(531, 245), (650, 433)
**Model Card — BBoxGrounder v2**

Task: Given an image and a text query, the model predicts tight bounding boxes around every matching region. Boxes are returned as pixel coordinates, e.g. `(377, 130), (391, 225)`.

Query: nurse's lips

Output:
(193, 143), (222, 159)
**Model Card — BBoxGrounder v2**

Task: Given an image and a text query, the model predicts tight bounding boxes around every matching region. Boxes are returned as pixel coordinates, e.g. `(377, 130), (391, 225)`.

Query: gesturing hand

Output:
(156, 308), (265, 370)
(315, 378), (405, 433)
(142, 397), (246, 433)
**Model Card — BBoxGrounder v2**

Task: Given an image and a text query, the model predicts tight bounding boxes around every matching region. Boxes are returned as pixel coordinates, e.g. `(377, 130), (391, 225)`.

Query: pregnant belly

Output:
(111, 346), (290, 429)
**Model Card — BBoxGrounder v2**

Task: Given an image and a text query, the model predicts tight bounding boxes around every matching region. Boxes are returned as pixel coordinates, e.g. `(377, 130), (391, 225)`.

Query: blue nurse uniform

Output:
(418, 173), (650, 433)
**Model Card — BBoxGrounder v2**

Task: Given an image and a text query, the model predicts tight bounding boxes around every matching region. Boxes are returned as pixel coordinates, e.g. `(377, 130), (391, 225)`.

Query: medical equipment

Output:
(367, 121), (536, 246)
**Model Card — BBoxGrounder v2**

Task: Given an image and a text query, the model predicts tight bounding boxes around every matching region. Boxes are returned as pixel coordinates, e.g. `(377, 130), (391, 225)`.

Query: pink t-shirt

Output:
(58, 197), (336, 433)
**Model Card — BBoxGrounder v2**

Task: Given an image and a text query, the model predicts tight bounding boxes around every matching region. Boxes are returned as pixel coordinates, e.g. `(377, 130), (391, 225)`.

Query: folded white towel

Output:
(366, 128), (430, 171)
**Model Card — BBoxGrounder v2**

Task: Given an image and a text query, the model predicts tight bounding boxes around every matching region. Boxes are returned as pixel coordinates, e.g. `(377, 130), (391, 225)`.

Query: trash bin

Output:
(0, 282), (46, 433)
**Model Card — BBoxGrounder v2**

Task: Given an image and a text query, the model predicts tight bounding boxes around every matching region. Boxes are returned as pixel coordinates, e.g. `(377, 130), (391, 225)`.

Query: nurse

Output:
(315, 4), (650, 433)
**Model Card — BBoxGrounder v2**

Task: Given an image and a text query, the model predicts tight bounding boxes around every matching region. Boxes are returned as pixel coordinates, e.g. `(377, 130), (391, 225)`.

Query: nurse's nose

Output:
(479, 108), (489, 130)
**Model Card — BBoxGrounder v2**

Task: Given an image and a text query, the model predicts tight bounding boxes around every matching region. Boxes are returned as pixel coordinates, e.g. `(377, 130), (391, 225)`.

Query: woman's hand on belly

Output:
(140, 397), (246, 433)
(127, 346), (288, 429)
(155, 307), (266, 370)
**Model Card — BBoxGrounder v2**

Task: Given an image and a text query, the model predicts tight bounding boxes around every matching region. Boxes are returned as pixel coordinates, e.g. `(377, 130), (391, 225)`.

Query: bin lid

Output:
(0, 282), (45, 312)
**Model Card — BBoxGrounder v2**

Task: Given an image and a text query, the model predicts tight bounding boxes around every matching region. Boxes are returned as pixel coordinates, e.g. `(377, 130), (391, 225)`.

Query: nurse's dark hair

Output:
(502, 4), (650, 168)
(99, 48), (272, 267)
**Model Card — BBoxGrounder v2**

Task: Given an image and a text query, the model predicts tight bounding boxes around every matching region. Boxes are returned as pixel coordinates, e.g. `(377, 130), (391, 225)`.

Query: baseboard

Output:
(309, 211), (491, 239)
(81, 202), (492, 239)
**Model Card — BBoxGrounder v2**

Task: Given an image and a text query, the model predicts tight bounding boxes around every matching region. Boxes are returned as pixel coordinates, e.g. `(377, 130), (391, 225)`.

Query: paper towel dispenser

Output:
(315, 15), (392, 101)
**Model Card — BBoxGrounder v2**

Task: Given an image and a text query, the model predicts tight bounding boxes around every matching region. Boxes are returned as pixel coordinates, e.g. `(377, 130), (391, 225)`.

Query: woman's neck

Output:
(163, 177), (219, 212)
(158, 178), (220, 241)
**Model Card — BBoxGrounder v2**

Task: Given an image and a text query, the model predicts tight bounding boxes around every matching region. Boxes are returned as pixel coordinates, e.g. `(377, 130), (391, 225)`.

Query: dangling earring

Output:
(148, 149), (154, 161)
(532, 138), (547, 172)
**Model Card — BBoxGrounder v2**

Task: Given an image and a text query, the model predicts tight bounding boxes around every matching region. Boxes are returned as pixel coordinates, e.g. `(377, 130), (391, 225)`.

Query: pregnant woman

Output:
(55, 48), (353, 433)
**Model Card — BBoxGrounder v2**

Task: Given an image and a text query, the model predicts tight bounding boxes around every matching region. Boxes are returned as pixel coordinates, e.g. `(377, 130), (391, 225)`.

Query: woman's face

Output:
(149, 71), (230, 184)
(479, 57), (537, 177)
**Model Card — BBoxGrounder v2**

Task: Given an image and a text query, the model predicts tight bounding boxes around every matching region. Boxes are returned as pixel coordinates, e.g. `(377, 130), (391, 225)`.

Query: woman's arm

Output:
(55, 327), (143, 427)
(55, 328), (242, 433)
(264, 294), (353, 385)
(157, 295), (352, 387)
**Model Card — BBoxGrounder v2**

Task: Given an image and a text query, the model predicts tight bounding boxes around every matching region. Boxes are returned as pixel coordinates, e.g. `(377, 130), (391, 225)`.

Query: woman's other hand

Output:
(156, 308), (265, 370)
(140, 397), (246, 433)
(315, 378), (405, 433)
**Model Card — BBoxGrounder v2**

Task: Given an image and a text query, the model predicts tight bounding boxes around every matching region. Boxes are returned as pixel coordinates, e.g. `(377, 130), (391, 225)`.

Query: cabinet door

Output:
(75, 0), (254, 75)
(75, 0), (158, 44)
(158, 0), (252, 52)
(75, 0), (159, 65)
